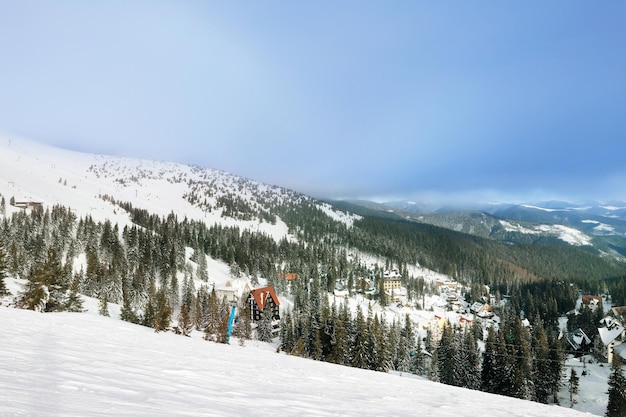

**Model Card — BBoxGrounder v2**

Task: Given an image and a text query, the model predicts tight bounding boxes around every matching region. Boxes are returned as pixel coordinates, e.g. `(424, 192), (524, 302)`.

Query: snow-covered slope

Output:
(0, 305), (593, 417)
(0, 134), (347, 242)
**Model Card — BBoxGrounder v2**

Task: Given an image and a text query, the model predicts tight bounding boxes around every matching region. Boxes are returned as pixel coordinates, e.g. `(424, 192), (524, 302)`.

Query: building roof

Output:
(566, 328), (591, 350)
(598, 321), (624, 346)
(279, 273), (300, 281)
(612, 342), (626, 362)
(612, 306), (626, 321)
(249, 286), (280, 311)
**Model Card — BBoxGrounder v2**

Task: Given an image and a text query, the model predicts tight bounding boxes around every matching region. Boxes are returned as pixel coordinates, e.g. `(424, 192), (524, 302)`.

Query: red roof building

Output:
(247, 286), (280, 322)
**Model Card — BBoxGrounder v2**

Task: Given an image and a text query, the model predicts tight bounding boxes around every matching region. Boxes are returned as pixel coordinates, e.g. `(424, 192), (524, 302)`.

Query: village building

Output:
(596, 315), (626, 364)
(13, 201), (43, 211)
(214, 280), (251, 304)
(564, 328), (592, 354)
(247, 286), (280, 323)
(382, 270), (402, 292)
(279, 273), (300, 281)
(581, 295), (603, 312)
(470, 301), (495, 319)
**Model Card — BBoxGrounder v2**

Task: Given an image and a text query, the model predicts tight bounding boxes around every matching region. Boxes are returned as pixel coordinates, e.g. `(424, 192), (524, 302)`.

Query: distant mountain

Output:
(354, 199), (626, 261)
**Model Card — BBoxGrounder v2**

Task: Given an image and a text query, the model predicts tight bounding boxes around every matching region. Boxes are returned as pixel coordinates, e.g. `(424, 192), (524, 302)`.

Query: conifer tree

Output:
(234, 300), (252, 342)
(547, 333), (564, 404)
(327, 309), (349, 366)
(176, 302), (193, 336)
(19, 248), (68, 312)
(0, 242), (9, 296)
(455, 327), (480, 390)
(606, 357), (626, 417)
(568, 368), (579, 407)
(142, 284), (157, 328)
(437, 325), (456, 386)
(531, 320), (551, 403)
(396, 315), (415, 373)
(153, 288), (172, 332)
(99, 295), (110, 317)
(204, 287), (222, 341)
(65, 278), (84, 312)
(256, 304), (275, 343)
(350, 307), (370, 369)
(481, 326), (498, 393)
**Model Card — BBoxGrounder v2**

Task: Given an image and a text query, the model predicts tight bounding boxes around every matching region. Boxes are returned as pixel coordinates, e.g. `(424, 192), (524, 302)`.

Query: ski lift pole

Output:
(226, 305), (237, 343)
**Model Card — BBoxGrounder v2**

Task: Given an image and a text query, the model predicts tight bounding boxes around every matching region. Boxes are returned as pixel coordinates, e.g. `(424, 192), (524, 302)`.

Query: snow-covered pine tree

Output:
(99, 295), (110, 317)
(18, 248), (69, 312)
(153, 288), (172, 332)
(65, 277), (84, 312)
(436, 324), (456, 386)
(531, 319), (551, 403)
(204, 287), (221, 341)
(454, 327), (480, 390)
(606, 356), (626, 417)
(568, 368), (579, 407)
(0, 242), (9, 296)
(175, 302), (193, 336)
(256, 304), (275, 343)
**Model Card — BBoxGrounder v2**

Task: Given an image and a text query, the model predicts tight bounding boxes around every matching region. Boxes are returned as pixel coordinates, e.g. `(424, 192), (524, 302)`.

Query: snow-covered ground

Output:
(499, 220), (593, 246)
(0, 304), (600, 417)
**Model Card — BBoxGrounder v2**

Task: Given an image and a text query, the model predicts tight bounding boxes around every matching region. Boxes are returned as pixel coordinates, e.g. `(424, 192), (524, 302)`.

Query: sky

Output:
(1, 1), (625, 204)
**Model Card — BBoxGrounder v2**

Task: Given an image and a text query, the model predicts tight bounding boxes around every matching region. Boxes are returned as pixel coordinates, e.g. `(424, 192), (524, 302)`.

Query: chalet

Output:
(581, 295), (602, 312)
(247, 286), (280, 323)
(596, 316), (626, 364)
(470, 302), (494, 319)
(215, 280), (251, 304)
(564, 328), (592, 353)
(13, 201), (43, 211)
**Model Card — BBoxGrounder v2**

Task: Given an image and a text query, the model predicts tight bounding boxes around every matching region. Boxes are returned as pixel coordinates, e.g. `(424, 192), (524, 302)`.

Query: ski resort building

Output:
(247, 286), (280, 322)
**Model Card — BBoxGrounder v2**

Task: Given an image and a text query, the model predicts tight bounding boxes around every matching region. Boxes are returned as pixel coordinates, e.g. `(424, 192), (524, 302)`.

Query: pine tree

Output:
(204, 287), (221, 341)
(235, 300), (252, 342)
(396, 314), (415, 373)
(176, 303), (193, 336)
(153, 288), (172, 332)
(481, 326), (498, 393)
(531, 320), (551, 403)
(606, 357), (626, 417)
(437, 325), (456, 386)
(547, 332), (564, 404)
(0, 242), (9, 296)
(568, 368), (579, 407)
(350, 306), (370, 369)
(99, 295), (110, 317)
(65, 278), (84, 312)
(142, 285), (157, 328)
(455, 327), (480, 390)
(19, 248), (68, 312)
(256, 304), (275, 343)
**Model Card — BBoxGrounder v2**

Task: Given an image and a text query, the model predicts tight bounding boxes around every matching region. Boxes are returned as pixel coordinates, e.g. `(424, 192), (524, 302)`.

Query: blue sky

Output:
(1, 1), (625, 204)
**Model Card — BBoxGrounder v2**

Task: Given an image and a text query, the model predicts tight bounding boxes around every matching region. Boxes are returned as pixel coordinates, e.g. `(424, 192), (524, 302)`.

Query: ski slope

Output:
(1, 305), (595, 417)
